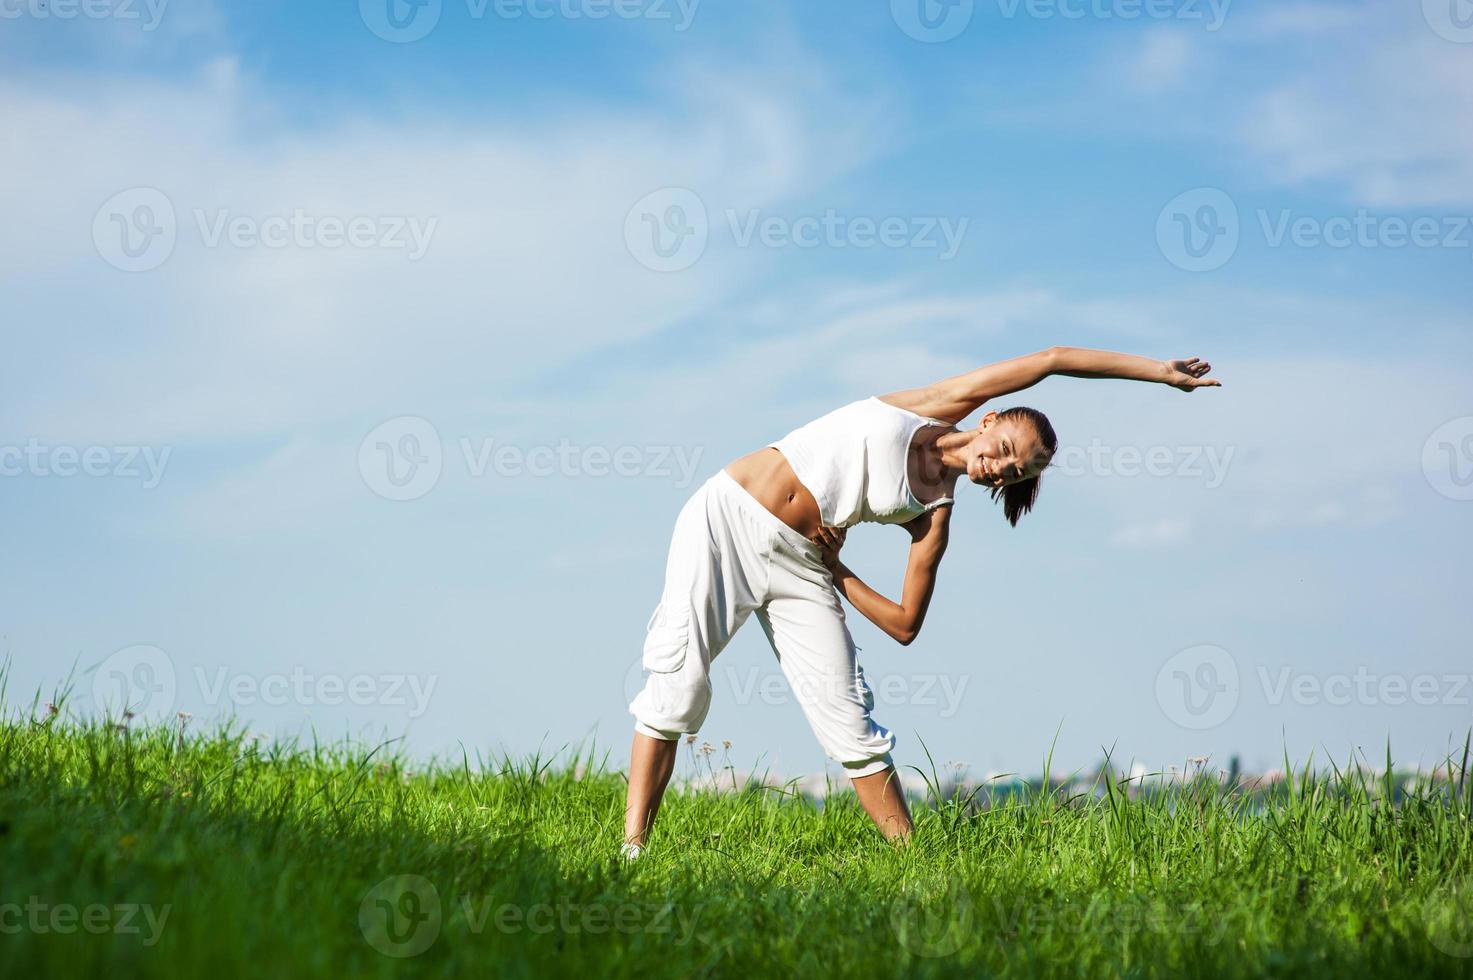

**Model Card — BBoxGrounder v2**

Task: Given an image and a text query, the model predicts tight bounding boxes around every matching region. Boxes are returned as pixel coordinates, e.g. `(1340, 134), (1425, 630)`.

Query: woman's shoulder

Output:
(870, 392), (951, 427)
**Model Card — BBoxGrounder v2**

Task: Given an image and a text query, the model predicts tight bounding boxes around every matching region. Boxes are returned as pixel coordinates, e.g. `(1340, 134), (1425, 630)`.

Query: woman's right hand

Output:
(812, 524), (847, 570)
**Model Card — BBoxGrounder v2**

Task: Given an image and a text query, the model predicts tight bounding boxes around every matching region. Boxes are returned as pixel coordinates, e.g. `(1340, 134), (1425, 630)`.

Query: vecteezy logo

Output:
(623, 188), (709, 272)
(360, 0), (442, 42)
(93, 188), (177, 273)
(359, 875), (441, 957)
(358, 416), (443, 501)
(1422, 416), (1473, 501)
(1427, 889), (1473, 957)
(92, 644), (177, 720)
(623, 653), (649, 715)
(891, 0), (974, 42)
(890, 875), (974, 957)
(1156, 188), (1240, 272)
(1155, 644), (1239, 730)
(1423, 0), (1473, 43)
(624, 600), (683, 716)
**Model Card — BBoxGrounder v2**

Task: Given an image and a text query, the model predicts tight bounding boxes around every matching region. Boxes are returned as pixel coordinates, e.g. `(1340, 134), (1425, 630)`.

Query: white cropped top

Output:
(767, 396), (955, 528)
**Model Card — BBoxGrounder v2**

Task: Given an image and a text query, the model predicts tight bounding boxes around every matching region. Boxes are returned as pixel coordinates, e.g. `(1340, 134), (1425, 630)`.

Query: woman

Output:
(623, 346), (1220, 854)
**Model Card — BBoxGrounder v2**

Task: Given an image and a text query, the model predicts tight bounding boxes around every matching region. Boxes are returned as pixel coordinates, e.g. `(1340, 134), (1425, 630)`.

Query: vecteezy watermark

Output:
(93, 645), (178, 721)
(92, 187), (438, 273)
(725, 665), (970, 716)
(0, 439), (171, 488)
(457, 895), (701, 942)
(192, 667), (438, 718)
(1156, 188), (1240, 273)
(623, 188), (709, 273)
(91, 645), (438, 721)
(1422, 416), (1473, 501)
(890, 0), (1230, 42)
(1258, 666), (1473, 708)
(1426, 889), (1473, 958)
(0, 0), (169, 30)
(892, 883), (1236, 958)
(1050, 441), (1234, 488)
(622, 656), (971, 719)
(93, 188), (177, 273)
(359, 417), (443, 502)
(360, 875), (441, 958)
(890, 0), (975, 42)
(890, 876), (975, 957)
(358, 0), (442, 41)
(623, 188), (970, 272)
(359, 0), (699, 43)
(0, 898), (171, 945)
(1158, 187), (1473, 272)
(1155, 644), (1238, 730)
(193, 210), (437, 259)
(1256, 210), (1473, 252)
(1422, 0), (1473, 43)
(358, 874), (701, 956)
(359, 416), (706, 501)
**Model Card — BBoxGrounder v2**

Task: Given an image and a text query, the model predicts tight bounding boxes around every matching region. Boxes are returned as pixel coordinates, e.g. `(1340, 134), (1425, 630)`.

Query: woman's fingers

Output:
(812, 524), (846, 553)
(1171, 357), (1218, 388)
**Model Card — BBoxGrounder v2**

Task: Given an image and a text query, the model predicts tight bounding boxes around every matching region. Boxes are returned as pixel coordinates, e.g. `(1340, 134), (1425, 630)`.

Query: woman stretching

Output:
(623, 347), (1220, 853)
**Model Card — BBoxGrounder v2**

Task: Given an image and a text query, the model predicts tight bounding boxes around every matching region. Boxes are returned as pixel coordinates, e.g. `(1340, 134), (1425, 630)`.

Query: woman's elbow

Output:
(893, 623), (919, 646)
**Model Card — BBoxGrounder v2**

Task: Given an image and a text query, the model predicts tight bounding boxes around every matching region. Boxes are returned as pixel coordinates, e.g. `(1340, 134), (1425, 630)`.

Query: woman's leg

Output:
(755, 590), (905, 841)
(624, 731), (679, 846)
(625, 471), (765, 850)
(851, 766), (914, 841)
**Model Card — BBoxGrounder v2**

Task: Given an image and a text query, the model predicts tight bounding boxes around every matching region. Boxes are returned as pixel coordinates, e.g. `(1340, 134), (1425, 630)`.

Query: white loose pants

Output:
(629, 468), (896, 778)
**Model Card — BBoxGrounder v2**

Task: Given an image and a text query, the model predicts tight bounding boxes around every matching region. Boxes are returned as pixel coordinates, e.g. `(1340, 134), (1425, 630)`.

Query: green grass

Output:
(4, 703), (1473, 978)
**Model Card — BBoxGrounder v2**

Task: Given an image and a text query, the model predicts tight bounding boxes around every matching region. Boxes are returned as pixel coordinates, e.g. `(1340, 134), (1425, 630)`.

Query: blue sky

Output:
(3, 0), (1472, 780)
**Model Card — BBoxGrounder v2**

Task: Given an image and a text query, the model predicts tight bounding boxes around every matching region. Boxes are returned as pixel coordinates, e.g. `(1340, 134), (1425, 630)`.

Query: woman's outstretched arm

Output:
(883, 346), (1221, 424)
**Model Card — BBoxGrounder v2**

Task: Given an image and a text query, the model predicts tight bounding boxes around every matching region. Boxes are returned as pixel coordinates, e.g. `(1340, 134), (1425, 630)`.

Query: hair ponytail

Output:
(991, 477), (1041, 527)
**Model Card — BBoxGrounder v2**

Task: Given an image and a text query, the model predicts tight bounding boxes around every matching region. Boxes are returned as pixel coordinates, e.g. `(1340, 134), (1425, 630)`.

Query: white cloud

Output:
(1244, 2), (1373, 39)
(1, 51), (897, 446)
(1127, 32), (1193, 92)
(1111, 517), (1191, 549)
(1027, 6), (1473, 208)
(1241, 37), (1473, 207)
(1251, 485), (1402, 531)
(0, 0), (223, 60)
(131, 272), (1472, 541)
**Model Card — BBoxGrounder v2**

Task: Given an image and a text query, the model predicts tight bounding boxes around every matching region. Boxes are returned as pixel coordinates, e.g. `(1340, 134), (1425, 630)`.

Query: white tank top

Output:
(767, 396), (955, 528)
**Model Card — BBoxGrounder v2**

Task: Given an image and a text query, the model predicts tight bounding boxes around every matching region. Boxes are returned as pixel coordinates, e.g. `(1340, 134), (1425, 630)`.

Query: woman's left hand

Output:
(813, 524), (847, 570)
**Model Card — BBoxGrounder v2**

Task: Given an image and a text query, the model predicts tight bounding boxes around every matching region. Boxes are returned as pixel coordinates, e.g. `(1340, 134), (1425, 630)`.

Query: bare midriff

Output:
(723, 448), (825, 540)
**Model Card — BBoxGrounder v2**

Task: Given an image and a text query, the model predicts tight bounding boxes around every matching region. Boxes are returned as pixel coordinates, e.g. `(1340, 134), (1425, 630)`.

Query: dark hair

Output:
(987, 406), (1058, 527)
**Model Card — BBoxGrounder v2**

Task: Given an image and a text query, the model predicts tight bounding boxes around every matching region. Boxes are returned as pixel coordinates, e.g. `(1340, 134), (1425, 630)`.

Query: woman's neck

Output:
(932, 429), (972, 480)
(910, 428), (967, 502)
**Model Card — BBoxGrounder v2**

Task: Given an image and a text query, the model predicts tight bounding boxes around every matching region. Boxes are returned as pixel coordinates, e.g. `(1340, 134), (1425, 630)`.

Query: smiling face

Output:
(963, 411), (1053, 489)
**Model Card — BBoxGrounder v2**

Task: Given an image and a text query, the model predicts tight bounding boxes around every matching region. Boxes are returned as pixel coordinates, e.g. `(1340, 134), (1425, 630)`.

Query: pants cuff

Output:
(841, 754), (895, 779)
(634, 720), (683, 741)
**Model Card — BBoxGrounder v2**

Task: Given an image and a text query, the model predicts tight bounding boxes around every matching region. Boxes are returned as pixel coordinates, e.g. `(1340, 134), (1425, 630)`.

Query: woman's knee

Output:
(629, 672), (712, 737)
(804, 700), (897, 773)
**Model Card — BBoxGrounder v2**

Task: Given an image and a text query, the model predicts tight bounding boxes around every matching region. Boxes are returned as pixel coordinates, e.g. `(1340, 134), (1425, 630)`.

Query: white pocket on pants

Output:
(855, 663), (876, 711)
(642, 600), (692, 674)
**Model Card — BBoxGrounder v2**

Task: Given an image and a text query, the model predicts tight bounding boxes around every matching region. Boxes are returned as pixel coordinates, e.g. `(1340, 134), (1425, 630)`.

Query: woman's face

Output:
(964, 413), (1051, 488)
